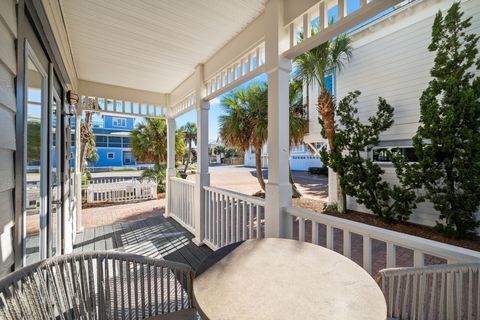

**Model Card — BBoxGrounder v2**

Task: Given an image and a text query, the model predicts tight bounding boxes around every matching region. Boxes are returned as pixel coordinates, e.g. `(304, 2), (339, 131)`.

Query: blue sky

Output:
(175, 73), (267, 142)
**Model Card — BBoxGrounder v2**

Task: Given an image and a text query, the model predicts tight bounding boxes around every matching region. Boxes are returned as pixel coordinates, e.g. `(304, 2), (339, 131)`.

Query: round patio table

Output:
(193, 238), (386, 320)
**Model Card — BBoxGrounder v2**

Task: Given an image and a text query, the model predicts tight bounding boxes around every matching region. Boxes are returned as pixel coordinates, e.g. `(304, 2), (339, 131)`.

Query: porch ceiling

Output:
(60, 0), (266, 93)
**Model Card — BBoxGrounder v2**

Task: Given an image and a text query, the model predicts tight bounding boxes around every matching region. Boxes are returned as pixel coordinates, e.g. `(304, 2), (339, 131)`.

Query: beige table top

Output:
(193, 238), (386, 320)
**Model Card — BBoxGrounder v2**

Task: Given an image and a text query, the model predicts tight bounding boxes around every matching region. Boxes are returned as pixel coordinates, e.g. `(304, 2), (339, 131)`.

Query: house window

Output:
(96, 135), (107, 147)
(112, 117), (127, 127)
(108, 136), (122, 147)
(371, 147), (417, 163)
(107, 152), (115, 159)
(122, 137), (131, 147)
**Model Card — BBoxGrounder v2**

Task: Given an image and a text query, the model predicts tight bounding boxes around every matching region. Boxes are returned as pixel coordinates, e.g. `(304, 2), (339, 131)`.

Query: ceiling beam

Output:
(78, 80), (167, 106)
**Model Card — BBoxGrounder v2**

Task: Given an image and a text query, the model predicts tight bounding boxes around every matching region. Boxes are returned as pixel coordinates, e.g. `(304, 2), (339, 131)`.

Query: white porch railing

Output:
(85, 180), (157, 203)
(284, 206), (480, 275)
(168, 177), (195, 233)
(89, 177), (137, 184)
(203, 186), (265, 250)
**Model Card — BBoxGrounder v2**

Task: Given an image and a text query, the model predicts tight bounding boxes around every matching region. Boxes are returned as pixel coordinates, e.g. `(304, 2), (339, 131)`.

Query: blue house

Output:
(91, 115), (137, 167)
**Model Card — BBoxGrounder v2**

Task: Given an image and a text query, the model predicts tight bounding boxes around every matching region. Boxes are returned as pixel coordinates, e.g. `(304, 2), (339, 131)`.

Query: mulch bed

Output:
(293, 198), (480, 252)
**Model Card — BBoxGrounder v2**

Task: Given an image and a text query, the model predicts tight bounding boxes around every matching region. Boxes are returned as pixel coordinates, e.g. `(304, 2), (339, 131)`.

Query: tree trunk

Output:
(289, 164), (301, 198)
(318, 87), (347, 213)
(183, 141), (191, 173)
(336, 173), (346, 213)
(254, 145), (266, 191)
(79, 112), (92, 173)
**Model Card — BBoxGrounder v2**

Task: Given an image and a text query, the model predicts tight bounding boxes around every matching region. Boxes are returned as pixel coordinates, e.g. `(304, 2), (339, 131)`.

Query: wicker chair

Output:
(376, 263), (480, 320)
(0, 251), (197, 319)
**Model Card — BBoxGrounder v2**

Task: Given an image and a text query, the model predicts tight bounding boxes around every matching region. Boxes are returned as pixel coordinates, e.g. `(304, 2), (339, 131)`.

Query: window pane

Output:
(108, 136), (122, 147)
(122, 137), (131, 147)
(96, 136), (107, 147)
(26, 57), (44, 264)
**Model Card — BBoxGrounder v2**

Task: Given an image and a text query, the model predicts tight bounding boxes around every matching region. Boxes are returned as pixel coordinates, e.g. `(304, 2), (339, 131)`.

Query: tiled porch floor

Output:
(74, 214), (212, 271)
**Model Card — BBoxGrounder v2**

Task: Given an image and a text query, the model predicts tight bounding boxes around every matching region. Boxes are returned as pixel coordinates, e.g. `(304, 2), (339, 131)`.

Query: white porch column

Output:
(74, 111), (83, 233)
(193, 101), (210, 245)
(193, 64), (210, 245)
(265, 0), (292, 238)
(165, 117), (176, 217)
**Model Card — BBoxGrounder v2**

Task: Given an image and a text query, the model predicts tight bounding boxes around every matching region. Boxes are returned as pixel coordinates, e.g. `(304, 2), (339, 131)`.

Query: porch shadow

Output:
(74, 215), (212, 272)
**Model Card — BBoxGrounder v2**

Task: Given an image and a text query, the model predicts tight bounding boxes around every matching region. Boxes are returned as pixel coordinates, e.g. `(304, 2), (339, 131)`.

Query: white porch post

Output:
(165, 117), (176, 217)
(193, 65), (210, 245)
(265, 0), (292, 238)
(74, 110), (83, 233)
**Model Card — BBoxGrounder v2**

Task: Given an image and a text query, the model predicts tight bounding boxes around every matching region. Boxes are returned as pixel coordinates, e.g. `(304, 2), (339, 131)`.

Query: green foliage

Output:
(141, 165), (167, 193)
(80, 111), (98, 172)
(321, 91), (420, 222)
(293, 30), (352, 211)
(224, 148), (238, 159)
(219, 81), (308, 194)
(308, 166), (328, 176)
(323, 202), (338, 213)
(179, 122), (197, 173)
(412, 3), (480, 237)
(213, 145), (225, 156)
(131, 118), (185, 167)
(27, 120), (41, 163)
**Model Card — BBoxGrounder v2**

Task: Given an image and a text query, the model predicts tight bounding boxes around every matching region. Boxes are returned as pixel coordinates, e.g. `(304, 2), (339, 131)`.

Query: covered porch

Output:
(2, 0), (480, 319)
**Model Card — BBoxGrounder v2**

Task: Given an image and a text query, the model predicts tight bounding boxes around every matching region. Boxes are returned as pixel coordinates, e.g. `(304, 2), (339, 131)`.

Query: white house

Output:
(244, 143), (324, 171)
(304, 0), (480, 229)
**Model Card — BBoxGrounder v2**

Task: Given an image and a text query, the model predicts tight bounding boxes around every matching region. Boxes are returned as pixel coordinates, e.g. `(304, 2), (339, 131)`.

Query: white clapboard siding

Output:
(0, 0), (17, 277)
(333, 0), (480, 228)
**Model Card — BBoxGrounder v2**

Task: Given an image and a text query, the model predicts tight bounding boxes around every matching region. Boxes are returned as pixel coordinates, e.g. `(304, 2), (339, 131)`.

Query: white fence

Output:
(84, 180), (157, 203)
(203, 186), (265, 250)
(89, 177), (138, 184)
(284, 206), (480, 276)
(168, 177), (195, 233)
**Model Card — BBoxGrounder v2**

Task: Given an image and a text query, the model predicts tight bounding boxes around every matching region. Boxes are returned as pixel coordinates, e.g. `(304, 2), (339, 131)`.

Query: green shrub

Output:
(308, 166), (328, 176)
(412, 2), (480, 237)
(140, 165), (166, 193)
(320, 91), (421, 223)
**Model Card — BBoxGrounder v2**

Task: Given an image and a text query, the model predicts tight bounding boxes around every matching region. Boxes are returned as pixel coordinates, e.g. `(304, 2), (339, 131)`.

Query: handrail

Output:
(204, 185), (265, 206)
(170, 176), (195, 185)
(285, 206), (480, 265)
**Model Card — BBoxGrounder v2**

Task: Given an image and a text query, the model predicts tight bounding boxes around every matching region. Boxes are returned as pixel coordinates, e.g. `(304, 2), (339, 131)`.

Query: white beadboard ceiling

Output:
(60, 0), (266, 93)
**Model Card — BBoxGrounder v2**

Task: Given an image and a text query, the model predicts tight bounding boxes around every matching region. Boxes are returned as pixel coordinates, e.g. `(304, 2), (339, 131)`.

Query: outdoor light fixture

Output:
(67, 90), (79, 105)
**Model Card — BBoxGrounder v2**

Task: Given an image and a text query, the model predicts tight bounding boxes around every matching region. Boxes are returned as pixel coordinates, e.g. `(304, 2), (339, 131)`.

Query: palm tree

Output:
(220, 83), (268, 190)
(220, 81), (309, 195)
(131, 118), (185, 168)
(289, 80), (309, 197)
(293, 31), (352, 212)
(180, 122), (197, 173)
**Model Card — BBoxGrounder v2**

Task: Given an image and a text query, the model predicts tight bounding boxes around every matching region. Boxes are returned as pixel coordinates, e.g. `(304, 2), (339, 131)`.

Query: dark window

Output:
(372, 147), (418, 163)
(122, 137), (131, 147)
(107, 152), (115, 159)
(108, 136), (122, 148)
(96, 136), (107, 147)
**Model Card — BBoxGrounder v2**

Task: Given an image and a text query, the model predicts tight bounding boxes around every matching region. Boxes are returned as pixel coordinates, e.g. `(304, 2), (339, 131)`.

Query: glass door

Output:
(49, 88), (62, 256)
(24, 43), (48, 265)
